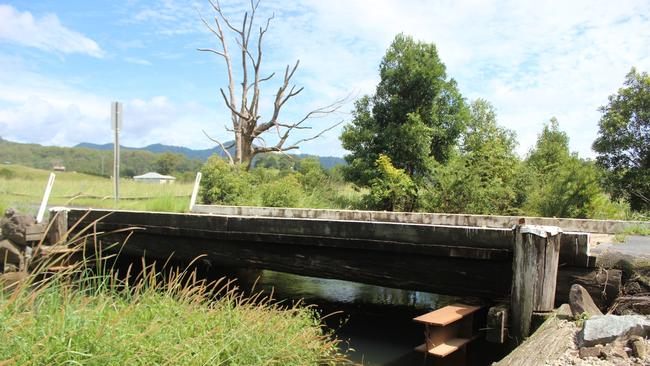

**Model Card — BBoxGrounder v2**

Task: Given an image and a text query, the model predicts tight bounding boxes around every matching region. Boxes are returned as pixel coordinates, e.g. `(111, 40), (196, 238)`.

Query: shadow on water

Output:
(106, 254), (503, 366)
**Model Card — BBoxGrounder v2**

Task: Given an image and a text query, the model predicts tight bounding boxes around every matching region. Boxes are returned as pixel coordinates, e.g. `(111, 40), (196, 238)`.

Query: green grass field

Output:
(0, 164), (194, 214)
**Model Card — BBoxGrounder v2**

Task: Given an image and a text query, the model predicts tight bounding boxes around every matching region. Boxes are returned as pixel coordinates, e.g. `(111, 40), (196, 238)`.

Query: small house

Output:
(53, 165), (66, 172)
(133, 172), (176, 184)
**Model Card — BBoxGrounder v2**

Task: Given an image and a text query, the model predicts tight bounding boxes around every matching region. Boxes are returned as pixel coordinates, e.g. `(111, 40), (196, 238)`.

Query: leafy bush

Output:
(365, 154), (417, 211)
(200, 156), (252, 205)
(260, 175), (303, 207)
(297, 157), (328, 192)
(525, 157), (627, 219)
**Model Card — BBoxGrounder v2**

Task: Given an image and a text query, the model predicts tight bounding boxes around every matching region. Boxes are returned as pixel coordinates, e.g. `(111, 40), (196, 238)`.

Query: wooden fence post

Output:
(510, 223), (562, 343)
(47, 208), (69, 245)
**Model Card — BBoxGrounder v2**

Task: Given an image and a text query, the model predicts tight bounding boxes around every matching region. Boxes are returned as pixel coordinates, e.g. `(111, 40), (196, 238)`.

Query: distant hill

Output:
(74, 142), (346, 169)
(0, 138), (201, 178)
(75, 142), (225, 161)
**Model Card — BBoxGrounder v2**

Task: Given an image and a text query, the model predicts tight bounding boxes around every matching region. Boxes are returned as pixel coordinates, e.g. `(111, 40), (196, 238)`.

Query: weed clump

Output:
(0, 219), (345, 365)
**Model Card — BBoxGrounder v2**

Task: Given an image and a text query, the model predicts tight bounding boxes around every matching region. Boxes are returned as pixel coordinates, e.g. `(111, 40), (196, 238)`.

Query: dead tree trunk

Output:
(198, 0), (347, 168)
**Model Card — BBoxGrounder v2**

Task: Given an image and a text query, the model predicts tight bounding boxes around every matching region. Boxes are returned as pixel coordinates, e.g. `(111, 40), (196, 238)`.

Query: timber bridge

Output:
(47, 204), (649, 359)
(51, 205), (641, 300)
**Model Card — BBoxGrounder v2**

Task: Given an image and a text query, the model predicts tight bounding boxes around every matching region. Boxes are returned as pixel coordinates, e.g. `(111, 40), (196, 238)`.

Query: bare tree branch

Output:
(202, 129), (234, 164)
(208, 0), (243, 35)
(282, 121), (344, 150)
(197, 48), (226, 57)
(219, 88), (248, 120)
(200, 1), (350, 168)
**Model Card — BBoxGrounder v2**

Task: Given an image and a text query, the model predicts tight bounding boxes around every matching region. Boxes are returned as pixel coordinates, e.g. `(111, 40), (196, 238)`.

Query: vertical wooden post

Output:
(47, 208), (69, 245)
(188, 172), (202, 212)
(510, 224), (562, 343)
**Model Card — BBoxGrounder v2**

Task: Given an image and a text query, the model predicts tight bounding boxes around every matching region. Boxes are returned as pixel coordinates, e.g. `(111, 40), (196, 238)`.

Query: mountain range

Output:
(74, 142), (346, 169)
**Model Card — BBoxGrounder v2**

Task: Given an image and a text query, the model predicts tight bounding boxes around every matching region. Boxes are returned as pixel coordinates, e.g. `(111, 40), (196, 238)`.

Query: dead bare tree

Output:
(198, 0), (346, 169)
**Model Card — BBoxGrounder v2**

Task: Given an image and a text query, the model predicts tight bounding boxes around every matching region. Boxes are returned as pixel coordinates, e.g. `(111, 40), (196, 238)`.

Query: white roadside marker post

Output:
(36, 172), (56, 223)
(189, 172), (202, 212)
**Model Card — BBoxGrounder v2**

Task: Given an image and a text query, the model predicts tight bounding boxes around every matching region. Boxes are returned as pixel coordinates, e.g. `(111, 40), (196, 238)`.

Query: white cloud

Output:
(2, 0), (650, 159)
(0, 56), (223, 149)
(124, 57), (152, 65)
(231, 0), (650, 157)
(0, 4), (104, 58)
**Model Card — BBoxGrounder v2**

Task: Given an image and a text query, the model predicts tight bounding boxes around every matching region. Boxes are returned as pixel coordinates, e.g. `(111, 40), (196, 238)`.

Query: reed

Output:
(0, 213), (346, 365)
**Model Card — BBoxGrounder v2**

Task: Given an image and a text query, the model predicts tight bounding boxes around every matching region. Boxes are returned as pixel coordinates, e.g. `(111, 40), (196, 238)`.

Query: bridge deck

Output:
(61, 208), (595, 298)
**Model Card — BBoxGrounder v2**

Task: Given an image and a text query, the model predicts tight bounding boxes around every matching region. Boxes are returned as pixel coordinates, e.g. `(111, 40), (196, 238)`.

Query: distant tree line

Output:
(0, 139), (202, 181)
(198, 34), (648, 219)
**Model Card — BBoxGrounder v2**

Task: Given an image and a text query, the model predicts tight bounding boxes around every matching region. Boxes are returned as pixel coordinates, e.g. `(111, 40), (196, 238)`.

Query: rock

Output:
(602, 343), (629, 360)
(580, 315), (650, 347)
(0, 212), (36, 246)
(556, 303), (573, 320)
(578, 346), (603, 359)
(0, 239), (24, 270)
(3, 208), (15, 218)
(630, 336), (647, 358)
(570, 284), (604, 317)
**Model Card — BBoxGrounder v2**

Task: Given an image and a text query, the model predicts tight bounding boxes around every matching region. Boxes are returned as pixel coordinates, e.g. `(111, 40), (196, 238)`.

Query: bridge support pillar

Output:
(510, 223), (562, 344)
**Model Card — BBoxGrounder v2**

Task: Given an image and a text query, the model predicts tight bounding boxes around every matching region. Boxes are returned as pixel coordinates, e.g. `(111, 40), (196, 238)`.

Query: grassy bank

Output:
(0, 164), (193, 214)
(0, 238), (345, 365)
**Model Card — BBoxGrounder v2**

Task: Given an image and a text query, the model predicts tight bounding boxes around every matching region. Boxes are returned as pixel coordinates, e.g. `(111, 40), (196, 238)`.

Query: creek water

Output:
(217, 267), (456, 365)
(109, 255), (502, 365)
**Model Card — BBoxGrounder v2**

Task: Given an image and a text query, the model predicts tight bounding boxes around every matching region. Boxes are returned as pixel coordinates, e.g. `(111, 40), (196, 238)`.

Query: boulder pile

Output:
(0, 208), (46, 274)
(567, 284), (650, 364)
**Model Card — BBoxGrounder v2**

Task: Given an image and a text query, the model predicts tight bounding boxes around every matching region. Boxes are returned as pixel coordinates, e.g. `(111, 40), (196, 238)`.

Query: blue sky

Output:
(0, 0), (649, 158)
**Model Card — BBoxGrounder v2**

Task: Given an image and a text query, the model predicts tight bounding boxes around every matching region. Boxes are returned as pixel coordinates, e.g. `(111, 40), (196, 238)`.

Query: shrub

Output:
(297, 157), (328, 192)
(200, 156), (252, 205)
(260, 175), (303, 207)
(365, 154), (417, 211)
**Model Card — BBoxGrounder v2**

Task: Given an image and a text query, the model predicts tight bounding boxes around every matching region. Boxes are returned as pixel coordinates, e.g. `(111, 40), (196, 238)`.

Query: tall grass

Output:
(0, 214), (345, 365)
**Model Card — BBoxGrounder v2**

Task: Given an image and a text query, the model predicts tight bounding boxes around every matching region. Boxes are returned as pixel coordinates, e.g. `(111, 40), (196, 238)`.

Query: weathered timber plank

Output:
(84, 221), (511, 260)
(65, 211), (597, 299)
(70, 210), (585, 258)
(66, 209), (591, 266)
(47, 209), (68, 245)
(67, 209), (514, 249)
(494, 316), (575, 366)
(511, 226), (562, 342)
(92, 231), (514, 298)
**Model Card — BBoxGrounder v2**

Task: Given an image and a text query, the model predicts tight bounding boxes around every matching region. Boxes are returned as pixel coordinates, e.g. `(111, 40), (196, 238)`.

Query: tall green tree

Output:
(525, 119), (625, 218)
(593, 68), (650, 210)
(340, 34), (468, 186)
(422, 99), (522, 214)
(155, 152), (182, 175)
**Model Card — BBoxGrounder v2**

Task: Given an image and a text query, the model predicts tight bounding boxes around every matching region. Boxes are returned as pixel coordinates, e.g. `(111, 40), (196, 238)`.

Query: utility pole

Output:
(111, 101), (123, 202)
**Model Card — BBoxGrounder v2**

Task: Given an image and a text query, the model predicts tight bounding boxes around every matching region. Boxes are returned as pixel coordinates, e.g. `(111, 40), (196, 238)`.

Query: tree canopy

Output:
(340, 34), (468, 186)
(593, 68), (650, 210)
(524, 118), (623, 218)
(423, 99), (522, 214)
